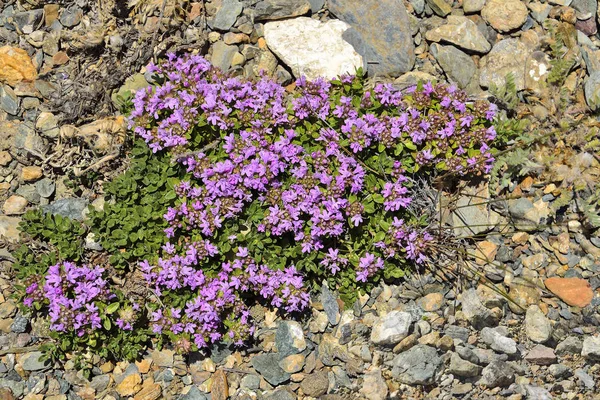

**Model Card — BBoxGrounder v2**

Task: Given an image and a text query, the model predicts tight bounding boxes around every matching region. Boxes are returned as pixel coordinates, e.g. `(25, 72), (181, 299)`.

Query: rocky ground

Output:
(1, 0), (600, 399)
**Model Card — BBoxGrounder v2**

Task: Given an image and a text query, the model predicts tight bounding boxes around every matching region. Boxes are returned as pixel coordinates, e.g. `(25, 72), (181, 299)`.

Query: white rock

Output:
(264, 17), (364, 80)
(370, 310), (412, 346)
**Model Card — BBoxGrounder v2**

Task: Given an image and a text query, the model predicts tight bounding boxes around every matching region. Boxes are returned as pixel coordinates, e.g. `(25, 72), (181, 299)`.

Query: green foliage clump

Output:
(88, 139), (181, 269)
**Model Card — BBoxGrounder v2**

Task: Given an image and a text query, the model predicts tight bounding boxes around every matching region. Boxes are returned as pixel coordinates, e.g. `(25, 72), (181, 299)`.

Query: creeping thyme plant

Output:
(17, 53), (498, 362)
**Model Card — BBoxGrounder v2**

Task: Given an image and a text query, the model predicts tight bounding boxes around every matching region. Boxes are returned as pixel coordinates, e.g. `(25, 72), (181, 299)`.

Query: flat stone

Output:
(3, 195), (28, 215)
(480, 361), (515, 388)
(480, 38), (529, 91)
(481, 327), (517, 355)
(508, 277), (542, 314)
(150, 349), (174, 367)
(210, 370), (228, 400)
(481, 0), (528, 32)
(416, 292), (444, 312)
(208, 0), (243, 31)
(42, 198), (89, 220)
(544, 277), (594, 307)
(524, 345), (557, 365)
(524, 385), (553, 400)
(0, 85), (19, 115)
(582, 336), (600, 361)
(525, 305), (552, 343)
(431, 44), (475, 89)
(251, 354), (290, 386)
(0, 46), (38, 86)
(21, 166), (43, 182)
(575, 369), (595, 389)
(276, 321), (307, 358)
(370, 310), (412, 346)
(426, 0), (452, 16)
(359, 368), (388, 400)
(264, 17), (363, 80)
(447, 352), (482, 377)
(585, 71), (600, 111)
(210, 41), (238, 72)
(461, 289), (499, 330)
(0, 216), (21, 243)
(116, 374), (142, 397)
(59, 7), (83, 27)
(300, 371), (329, 397)
(320, 284), (340, 326)
(391, 345), (442, 385)
(20, 352), (50, 371)
(328, 0), (415, 76)
(180, 386), (208, 400)
(253, 0), (311, 21)
(556, 337), (583, 356)
(425, 15), (491, 54)
(278, 354), (305, 373)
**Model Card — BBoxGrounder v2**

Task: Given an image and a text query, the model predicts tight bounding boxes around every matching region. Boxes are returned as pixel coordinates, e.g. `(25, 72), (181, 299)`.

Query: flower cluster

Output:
(142, 248), (309, 347)
(125, 53), (499, 349)
(25, 262), (115, 337)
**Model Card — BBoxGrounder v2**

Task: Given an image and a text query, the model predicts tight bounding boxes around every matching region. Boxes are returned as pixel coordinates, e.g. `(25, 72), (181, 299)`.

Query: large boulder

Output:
(328, 0), (415, 76)
(264, 17), (363, 80)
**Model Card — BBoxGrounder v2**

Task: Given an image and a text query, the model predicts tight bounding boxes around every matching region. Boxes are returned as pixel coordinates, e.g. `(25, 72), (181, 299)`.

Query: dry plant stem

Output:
(152, 0), (169, 63)
(74, 152), (120, 177)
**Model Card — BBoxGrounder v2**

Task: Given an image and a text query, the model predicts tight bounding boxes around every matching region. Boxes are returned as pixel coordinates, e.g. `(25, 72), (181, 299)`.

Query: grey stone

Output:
(320, 284), (340, 326)
(12, 10), (43, 31)
(21, 351), (50, 371)
(391, 345), (442, 385)
(479, 361), (515, 388)
(370, 310), (412, 346)
(461, 289), (499, 330)
(240, 374), (260, 390)
(1, 84), (20, 115)
(16, 184), (40, 204)
(456, 346), (480, 365)
(507, 197), (550, 232)
(447, 352), (482, 377)
(308, 0), (324, 12)
(524, 385), (552, 400)
(43, 198), (89, 220)
(0, 378), (25, 398)
(572, 0), (597, 19)
(251, 354), (291, 386)
(528, 2), (552, 24)
(575, 369), (595, 389)
(409, 0), (425, 14)
(0, 215), (21, 243)
(265, 389), (296, 400)
(425, 15), (491, 54)
(209, 0), (243, 31)
(328, 0), (415, 76)
(35, 178), (55, 198)
(300, 371), (329, 397)
(253, 0), (311, 20)
(59, 7), (83, 27)
(582, 336), (600, 360)
(556, 337), (583, 356)
(276, 321), (307, 358)
(431, 44), (475, 89)
(585, 71), (600, 112)
(480, 38), (529, 91)
(481, 327), (517, 355)
(90, 374), (110, 392)
(549, 364), (572, 379)
(524, 345), (556, 365)
(11, 315), (29, 333)
(450, 183), (499, 237)
(211, 41), (238, 72)
(181, 386), (208, 400)
(525, 305), (552, 343)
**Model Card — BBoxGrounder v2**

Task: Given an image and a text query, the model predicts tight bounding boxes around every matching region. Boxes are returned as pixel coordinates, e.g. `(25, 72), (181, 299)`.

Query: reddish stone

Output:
(544, 277), (594, 308)
(575, 17), (597, 36)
